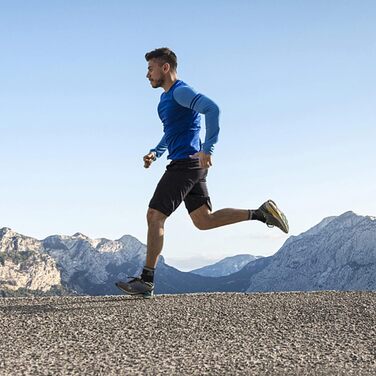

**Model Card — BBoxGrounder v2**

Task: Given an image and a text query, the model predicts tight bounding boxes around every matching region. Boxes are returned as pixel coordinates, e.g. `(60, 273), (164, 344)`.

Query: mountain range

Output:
(1, 211), (375, 296)
(0, 228), (231, 296)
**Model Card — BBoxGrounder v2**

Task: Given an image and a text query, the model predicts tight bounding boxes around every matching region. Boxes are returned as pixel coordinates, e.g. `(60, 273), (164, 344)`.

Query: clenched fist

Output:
(143, 152), (156, 168)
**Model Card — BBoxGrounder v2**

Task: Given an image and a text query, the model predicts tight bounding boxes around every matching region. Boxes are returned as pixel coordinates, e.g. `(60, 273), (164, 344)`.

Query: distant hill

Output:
(190, 254), (261, 277)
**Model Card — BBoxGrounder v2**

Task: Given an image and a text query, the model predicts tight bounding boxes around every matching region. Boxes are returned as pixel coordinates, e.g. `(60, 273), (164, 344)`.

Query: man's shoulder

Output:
(175, 80), (192, 89)
(173, 81), (198, 97)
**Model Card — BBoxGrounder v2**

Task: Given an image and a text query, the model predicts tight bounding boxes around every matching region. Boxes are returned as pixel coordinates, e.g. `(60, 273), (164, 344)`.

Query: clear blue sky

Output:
(1, 1), (375, 270)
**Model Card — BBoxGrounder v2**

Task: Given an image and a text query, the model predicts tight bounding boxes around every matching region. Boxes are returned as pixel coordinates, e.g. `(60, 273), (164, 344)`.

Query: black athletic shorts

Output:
(149, 158), (212, 217)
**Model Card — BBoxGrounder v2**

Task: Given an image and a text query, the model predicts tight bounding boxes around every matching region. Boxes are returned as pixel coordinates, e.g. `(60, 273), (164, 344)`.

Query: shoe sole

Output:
(265, 200), (289, 234)
(115, 282), (155, 299)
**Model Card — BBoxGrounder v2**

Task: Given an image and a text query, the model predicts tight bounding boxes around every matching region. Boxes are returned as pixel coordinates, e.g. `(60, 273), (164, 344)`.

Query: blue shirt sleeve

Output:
(173, 85), (220, 155)
(150, 134), (168, 158)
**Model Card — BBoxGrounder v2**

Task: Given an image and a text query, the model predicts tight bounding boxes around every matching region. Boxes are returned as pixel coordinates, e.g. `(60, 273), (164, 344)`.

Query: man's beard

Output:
(151, 76), (165, 88)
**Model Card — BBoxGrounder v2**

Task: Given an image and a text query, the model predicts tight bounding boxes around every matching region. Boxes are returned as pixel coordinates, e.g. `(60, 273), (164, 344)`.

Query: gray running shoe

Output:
(115, 277), (154, 299)
(259, 200), (289, 234)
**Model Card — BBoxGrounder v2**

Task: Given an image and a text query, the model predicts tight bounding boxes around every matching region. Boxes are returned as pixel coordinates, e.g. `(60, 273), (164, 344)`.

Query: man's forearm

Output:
(150, 134), (168, 158)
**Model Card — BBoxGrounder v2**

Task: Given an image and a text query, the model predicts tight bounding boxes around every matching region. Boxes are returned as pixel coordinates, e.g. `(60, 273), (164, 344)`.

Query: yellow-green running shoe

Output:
(258, 200), (289, 234)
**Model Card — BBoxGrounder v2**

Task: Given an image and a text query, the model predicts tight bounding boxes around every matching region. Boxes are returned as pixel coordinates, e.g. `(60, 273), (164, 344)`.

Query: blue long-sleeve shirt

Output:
(150, 80), (220, 161)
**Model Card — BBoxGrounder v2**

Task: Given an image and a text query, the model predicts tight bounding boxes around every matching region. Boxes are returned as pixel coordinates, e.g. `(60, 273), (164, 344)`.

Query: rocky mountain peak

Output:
(117, 234), (143, 246)
(72, 232), (89, 239)
(0, 227), (16, 238)
(289, 211), (369, 242)
(334, 210), (365, 226)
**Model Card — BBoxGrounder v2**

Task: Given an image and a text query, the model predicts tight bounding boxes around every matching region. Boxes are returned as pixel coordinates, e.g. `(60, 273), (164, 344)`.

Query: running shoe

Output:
(258, 200), (289, 234)
(115, 277), (154, 299)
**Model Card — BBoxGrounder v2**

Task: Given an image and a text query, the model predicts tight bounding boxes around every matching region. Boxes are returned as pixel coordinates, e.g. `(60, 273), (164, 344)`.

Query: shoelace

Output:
(262, 211), (274, 228)
(126, 276), (142, 283)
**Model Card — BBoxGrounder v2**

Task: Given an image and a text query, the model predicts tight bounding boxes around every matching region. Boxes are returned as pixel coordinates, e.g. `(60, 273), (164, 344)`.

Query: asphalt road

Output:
(0, 291), (375, 375)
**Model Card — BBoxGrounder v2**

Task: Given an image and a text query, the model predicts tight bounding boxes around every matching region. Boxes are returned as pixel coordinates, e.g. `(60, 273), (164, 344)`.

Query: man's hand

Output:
(190, 151), (212, 169)
(143, 152), (156, 168)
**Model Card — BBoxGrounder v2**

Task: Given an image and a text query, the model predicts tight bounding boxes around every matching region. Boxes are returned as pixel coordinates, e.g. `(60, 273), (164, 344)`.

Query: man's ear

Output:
(162, 63), (170, 73)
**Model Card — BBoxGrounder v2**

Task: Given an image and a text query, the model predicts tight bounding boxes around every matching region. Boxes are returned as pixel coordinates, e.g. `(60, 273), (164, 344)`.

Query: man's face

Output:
(146, 59), (166, 88)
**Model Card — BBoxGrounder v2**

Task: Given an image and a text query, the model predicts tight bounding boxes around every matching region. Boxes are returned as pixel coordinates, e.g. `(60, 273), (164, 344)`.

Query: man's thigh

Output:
(149, 160), (205, 216)
(184, 170), (212, 214)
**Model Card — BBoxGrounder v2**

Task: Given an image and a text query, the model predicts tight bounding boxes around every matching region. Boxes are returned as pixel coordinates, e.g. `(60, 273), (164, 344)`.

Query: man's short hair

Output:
(145, 47), (177, 72)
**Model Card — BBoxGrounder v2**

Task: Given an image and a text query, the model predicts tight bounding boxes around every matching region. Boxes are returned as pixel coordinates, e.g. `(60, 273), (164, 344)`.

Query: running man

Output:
(116, 47), (288, 298)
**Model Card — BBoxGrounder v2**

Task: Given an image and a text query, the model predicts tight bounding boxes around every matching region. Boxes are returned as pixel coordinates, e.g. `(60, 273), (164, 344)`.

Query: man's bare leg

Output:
(115, 208), (166, 295)
(145, 208), (168, 269)
(189, 201), (289, 233)
(190, 205), (257, 230)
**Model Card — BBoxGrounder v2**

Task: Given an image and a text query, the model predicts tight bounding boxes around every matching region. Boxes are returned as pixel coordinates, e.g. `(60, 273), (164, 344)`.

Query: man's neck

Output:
(162, 75), (178, 92)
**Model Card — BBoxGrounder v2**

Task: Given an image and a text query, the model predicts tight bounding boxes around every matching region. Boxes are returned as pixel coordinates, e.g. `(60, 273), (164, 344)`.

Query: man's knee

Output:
(190, 207), (212, 230)
(192, 218), (211, 230)
(147, 208), (167, 226)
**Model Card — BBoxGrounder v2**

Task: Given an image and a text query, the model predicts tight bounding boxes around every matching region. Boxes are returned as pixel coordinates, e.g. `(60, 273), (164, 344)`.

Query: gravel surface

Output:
(0, 291), (375, 375)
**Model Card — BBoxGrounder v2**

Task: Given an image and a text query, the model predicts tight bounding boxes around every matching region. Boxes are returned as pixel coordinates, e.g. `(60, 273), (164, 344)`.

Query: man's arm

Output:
(173, 85), (220, 155)
(144, 134), (168, 168)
